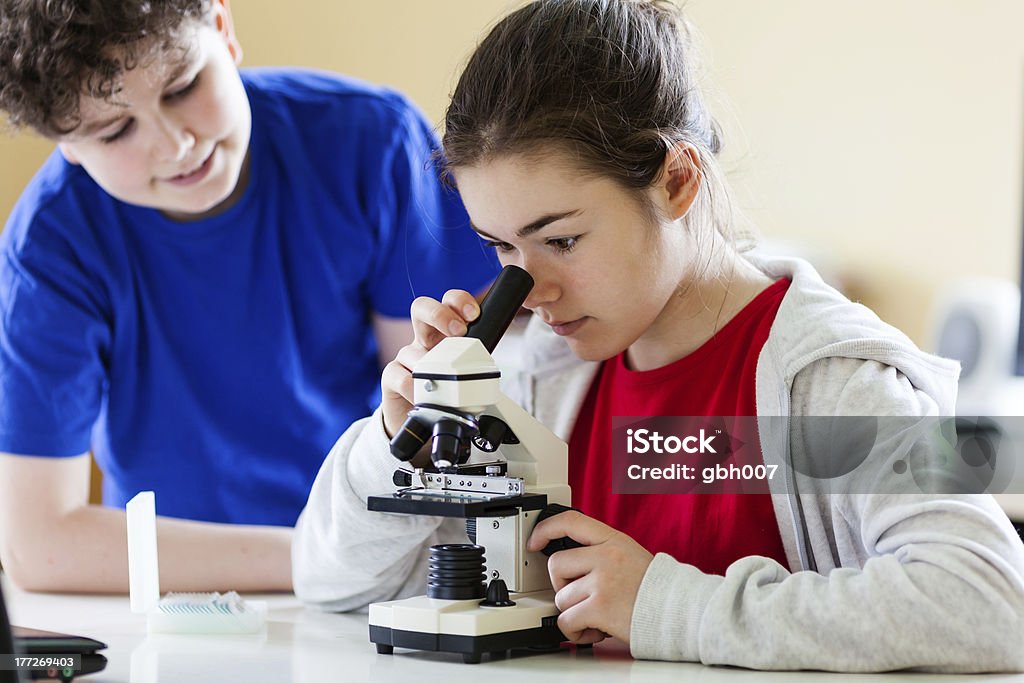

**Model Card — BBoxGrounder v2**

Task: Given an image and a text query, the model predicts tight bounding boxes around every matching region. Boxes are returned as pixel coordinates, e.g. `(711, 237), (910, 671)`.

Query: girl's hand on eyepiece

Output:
(380, 290), (480, 438)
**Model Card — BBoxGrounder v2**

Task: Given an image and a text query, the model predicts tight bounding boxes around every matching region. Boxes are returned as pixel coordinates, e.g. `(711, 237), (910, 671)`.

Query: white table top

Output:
(4, 574), (1022, 683)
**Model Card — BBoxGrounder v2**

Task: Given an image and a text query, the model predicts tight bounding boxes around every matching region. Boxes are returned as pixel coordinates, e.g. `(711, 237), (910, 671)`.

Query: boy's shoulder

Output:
(1, 151), (101, 253)
(240, 67), (421, 130)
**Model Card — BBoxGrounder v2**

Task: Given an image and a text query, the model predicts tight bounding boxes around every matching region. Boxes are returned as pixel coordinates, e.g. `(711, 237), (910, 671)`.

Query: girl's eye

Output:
(101, 119), (135, 144)
(482, 240), (515, 253)
(548, 236), (580, 253)
(165, 73), (201, 102)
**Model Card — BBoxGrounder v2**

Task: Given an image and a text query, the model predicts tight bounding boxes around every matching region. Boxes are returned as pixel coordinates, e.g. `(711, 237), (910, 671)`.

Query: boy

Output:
(0, 0), (496, 592)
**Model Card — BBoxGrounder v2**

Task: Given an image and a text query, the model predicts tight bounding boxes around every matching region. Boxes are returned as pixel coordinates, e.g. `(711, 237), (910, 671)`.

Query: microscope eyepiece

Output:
(466, 265), (534, 354)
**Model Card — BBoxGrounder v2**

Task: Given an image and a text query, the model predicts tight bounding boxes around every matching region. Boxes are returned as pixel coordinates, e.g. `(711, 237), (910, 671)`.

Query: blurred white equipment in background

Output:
(931, 277), (1023, 416)
(930, 277), (1024, 522)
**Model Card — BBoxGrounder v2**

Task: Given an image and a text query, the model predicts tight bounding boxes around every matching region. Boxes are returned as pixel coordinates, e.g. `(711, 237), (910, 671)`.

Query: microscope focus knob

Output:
(537, 503), (587, 556)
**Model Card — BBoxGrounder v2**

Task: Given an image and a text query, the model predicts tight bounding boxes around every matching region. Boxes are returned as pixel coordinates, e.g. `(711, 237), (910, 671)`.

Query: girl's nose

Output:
(521, 265), (560, 309)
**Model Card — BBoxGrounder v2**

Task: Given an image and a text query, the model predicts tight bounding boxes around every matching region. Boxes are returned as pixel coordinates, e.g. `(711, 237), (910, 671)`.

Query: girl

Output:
(294, 0), (1024, 671)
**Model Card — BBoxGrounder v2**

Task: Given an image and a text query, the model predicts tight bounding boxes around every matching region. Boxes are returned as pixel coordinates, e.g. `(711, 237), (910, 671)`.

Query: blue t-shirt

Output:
(0, 68), (498, 525)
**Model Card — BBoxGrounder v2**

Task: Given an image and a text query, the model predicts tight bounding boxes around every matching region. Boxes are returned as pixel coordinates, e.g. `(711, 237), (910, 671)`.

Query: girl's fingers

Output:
(410, 291), (477, 348)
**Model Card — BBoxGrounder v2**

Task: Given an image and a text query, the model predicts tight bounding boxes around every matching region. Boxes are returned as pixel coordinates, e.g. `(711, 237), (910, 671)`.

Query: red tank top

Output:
(568, 279), (791, 575)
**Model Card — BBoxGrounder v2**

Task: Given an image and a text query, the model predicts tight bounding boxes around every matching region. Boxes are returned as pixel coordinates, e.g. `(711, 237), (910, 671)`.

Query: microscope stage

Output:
(368, 491), (548, 518)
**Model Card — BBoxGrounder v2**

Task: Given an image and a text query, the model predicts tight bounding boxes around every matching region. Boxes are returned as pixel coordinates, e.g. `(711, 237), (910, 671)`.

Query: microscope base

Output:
(368, 591), (565, 664)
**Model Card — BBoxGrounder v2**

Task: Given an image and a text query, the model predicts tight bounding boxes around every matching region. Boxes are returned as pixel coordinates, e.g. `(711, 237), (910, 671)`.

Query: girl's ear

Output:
(212, 0), (244, 65)
(658, 143), (702, 221)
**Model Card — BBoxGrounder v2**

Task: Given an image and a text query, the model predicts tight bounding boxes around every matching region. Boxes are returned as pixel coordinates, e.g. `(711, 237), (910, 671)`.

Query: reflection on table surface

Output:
(4, 574), (1022, 683)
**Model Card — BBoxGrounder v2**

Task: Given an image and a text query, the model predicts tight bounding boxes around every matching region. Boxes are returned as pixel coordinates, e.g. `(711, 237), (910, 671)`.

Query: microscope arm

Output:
(481, 393), (570, 504)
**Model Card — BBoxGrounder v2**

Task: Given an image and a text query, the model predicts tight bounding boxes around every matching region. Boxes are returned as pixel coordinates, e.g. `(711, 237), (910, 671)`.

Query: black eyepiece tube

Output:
(465, 265), (534, 354)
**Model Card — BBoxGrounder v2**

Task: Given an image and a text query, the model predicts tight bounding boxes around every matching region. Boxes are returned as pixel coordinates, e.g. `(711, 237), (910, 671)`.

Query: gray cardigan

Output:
(293, 255), (1024, 672)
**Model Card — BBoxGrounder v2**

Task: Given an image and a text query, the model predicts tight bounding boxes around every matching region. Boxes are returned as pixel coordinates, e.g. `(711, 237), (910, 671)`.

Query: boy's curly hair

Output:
(0, 0), (211, 137)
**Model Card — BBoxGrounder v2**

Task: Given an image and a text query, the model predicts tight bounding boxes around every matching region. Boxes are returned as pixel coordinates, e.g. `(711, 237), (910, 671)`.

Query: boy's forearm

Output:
(5, 504), (292, 594)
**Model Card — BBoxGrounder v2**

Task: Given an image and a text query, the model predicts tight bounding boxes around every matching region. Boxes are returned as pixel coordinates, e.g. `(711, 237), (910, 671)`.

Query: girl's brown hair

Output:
(443, 0), (738, 241)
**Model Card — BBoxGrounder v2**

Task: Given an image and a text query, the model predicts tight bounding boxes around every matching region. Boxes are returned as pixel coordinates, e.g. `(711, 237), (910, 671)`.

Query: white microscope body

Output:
(367, 266), (575, 663)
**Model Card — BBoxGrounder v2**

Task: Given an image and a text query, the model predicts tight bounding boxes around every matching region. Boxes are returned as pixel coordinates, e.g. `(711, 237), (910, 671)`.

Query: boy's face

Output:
(57, 7), (250, 221)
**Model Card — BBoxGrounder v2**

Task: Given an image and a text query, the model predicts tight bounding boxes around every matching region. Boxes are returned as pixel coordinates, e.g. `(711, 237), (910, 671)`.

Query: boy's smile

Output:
(55, 4), (250, 221)
(163, 146), (217, 186)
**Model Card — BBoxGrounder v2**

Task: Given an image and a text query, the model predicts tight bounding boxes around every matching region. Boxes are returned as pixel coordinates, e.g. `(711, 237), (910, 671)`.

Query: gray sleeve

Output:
(630, 358), (1024, 671)
(292, 408), (465, 611)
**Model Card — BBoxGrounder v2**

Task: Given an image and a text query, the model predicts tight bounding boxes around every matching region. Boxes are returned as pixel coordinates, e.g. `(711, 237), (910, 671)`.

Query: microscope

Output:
(367, 265), (579, 664)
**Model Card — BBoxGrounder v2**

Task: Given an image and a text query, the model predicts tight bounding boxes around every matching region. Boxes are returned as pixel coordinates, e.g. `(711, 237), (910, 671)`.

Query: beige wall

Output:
(2, 0), (1023, 347)
(687, 0), (1024, 346)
